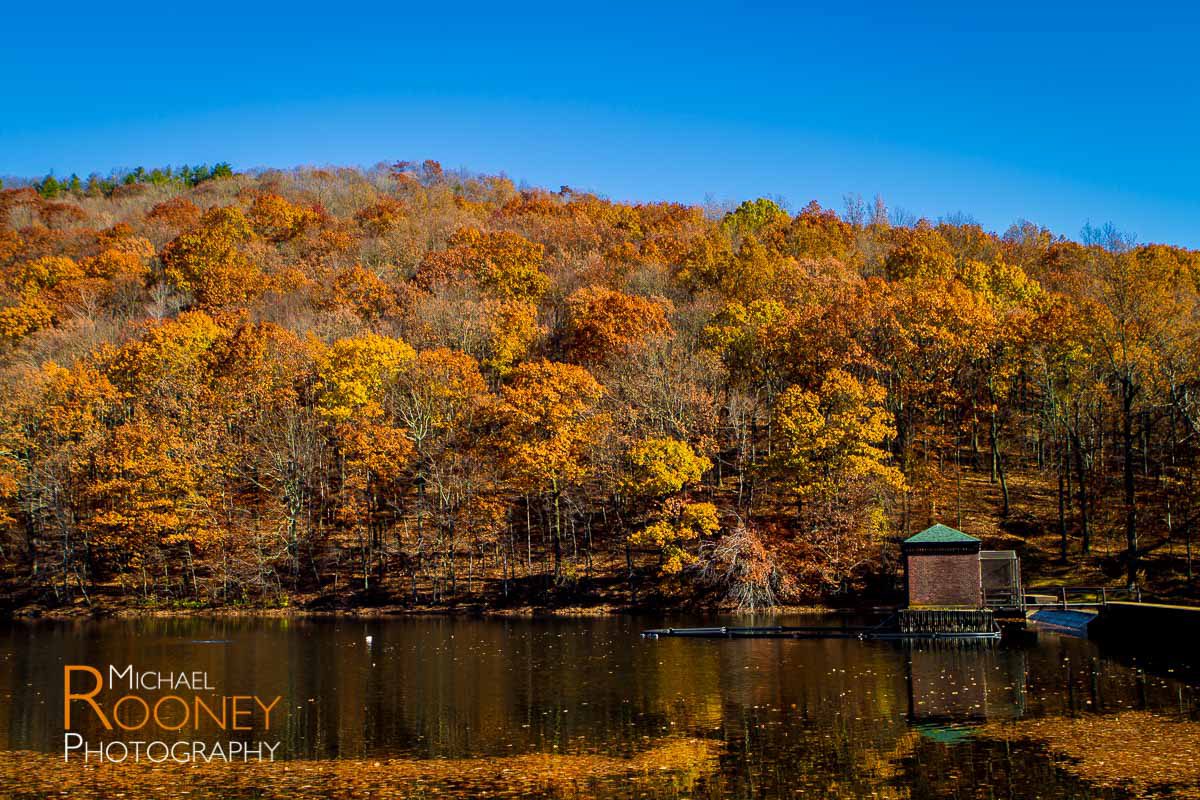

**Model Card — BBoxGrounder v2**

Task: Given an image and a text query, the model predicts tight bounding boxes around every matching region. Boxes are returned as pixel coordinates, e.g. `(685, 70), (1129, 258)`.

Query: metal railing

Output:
(1022, 585), (1142, 609)
(983, 589), (1024, 609)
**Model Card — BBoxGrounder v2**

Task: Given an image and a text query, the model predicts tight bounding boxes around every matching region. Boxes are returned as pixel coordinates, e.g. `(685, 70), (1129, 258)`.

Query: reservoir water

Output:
(0, 614), (1196, 798)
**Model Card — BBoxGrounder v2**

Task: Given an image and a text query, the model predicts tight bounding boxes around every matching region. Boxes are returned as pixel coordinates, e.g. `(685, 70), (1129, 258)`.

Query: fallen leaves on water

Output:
(978, 711), (1200, 798)
(0, 737), (718, 799)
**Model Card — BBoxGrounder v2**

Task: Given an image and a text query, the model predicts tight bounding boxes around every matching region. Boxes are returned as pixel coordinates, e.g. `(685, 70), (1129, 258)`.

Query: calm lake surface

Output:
(1, 614), (1197, 798)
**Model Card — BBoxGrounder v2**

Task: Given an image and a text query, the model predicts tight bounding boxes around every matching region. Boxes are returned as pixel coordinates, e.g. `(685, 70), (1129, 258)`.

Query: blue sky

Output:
(4, 1), (1198, 246)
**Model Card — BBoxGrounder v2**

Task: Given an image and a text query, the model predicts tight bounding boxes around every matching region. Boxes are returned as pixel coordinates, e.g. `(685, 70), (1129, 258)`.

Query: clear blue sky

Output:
(4, 1), (1198, 246)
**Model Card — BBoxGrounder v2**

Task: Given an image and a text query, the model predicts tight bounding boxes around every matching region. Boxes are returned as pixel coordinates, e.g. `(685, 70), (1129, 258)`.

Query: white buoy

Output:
(365, 635), (374, 647)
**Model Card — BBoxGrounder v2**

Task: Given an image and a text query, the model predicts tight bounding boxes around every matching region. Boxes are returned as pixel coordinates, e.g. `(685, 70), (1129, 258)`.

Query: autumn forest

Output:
(1, 161), (1197, 615)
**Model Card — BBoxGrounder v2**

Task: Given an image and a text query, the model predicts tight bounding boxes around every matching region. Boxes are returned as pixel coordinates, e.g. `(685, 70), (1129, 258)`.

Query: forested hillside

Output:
(1, 161), (1197, 614)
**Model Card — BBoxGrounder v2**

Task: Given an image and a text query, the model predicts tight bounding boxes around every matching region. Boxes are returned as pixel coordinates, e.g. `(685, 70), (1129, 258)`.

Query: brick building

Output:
(902, 524), (983, 608)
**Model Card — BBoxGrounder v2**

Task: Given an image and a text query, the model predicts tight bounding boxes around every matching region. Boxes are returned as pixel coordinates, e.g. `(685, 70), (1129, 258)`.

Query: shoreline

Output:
(0, 600), (848, 622)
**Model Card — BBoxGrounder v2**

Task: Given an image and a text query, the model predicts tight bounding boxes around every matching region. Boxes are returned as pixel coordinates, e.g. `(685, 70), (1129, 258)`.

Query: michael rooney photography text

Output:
(63, 665), (282, 763)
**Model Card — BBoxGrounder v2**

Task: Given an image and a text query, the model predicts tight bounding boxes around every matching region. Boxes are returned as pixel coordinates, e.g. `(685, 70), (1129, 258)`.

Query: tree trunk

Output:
(1058, 469), (1067, 562)
(1122, 378), (1138, 588)
(1071, 428), (1091, 554)
(989, 404), (1010, 517)
(990, 415), (999, 484)
(551, 486), (562, 581)
(1186, 521), (1193, 583)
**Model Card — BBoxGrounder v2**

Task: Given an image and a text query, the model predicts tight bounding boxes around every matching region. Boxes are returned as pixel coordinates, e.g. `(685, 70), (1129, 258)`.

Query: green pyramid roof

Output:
(903, 523), (980, 544)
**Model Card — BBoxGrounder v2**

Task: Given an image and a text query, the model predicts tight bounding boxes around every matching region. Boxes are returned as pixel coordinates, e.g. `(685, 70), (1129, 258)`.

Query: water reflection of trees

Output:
(1, 619), (1197, 799)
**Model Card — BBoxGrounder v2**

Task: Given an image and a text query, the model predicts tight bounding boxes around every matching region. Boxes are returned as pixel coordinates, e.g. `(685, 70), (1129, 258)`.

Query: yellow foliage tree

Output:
(161, 206), (266, 308)
(494, 359), (607, 578)
(314, 333), (416, 421)
(631, 499), (719, 574)
(9, 255), (83, 295)
(770, 369), (904, 594)
(0, 299), (54, 344)
(624, 437), (711, 498)
(85, 227), (155, 285)
(770, 369), (903, 502)
(884, 223), (955, 281)
(481, 299), (539, 378)
(105, 312), (227, 425)
(623, 437), (715, 575)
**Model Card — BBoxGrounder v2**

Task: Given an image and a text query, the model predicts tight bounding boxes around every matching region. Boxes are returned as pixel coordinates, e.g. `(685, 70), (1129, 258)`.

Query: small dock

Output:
(641, 619), (1001, 641)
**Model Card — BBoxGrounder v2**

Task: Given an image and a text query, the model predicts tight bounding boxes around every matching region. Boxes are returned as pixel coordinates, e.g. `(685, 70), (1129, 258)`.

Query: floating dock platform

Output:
(641, 613), (1001, 642)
